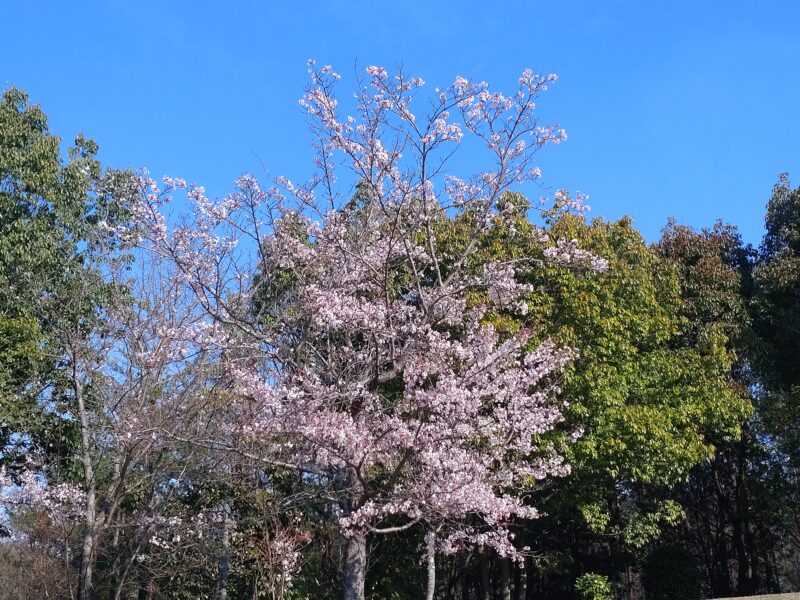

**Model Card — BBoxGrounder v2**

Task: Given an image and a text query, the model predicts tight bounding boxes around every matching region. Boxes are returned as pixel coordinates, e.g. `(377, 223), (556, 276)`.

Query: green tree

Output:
(432, 199), (749, 596)
(0, 87), (131, 470)
(655, 219), (788, 596)
(754, 173), (800, 457)
(0, 88), (141, 599)
(749, 174), (800, 591)
(526, 214), (748, 594)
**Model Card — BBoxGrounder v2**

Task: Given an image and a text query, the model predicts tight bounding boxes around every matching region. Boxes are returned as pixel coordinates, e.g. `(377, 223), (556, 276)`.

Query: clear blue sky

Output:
(3, 1), (799, 244)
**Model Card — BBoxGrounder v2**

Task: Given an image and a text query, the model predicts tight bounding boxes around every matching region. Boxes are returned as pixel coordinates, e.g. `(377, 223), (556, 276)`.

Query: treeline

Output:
(0, 70), (798, 600)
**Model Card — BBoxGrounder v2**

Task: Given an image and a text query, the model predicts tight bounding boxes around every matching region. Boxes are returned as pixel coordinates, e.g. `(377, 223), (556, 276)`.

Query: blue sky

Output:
(3, 0), (799, 244)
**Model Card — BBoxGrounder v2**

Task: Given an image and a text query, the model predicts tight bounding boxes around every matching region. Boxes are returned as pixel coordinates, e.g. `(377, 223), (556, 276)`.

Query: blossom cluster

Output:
(544, 238), (610, 273)
(0, 467), (86, 527)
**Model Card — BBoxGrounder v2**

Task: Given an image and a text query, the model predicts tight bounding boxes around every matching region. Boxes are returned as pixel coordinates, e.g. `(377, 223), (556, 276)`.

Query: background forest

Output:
(1, 57), (799, 600)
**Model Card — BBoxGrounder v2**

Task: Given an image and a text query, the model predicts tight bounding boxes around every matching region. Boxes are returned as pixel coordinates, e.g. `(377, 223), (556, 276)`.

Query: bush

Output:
(575, 572), (613, 600)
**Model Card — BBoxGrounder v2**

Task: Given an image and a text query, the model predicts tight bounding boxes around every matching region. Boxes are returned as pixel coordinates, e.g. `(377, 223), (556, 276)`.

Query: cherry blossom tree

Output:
(131, 62), (605, 600)
(0, 223), (224, 599)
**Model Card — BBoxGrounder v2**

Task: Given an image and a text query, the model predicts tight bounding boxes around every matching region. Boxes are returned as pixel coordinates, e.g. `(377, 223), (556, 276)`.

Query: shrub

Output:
(575, 572), (613, 600)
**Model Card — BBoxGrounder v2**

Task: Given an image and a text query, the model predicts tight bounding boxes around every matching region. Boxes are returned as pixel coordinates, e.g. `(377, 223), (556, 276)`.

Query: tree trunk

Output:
(107, 514), (122, 600)
(499, 557), (512, 600)
(712, 455), (734, 596)
(479, 550), (491, 600)
(453, 553), (465, 600)
(78, 498), (96, 600)
(516, 557), (527, 600)
(426, 531), (437, 600)
(74, 367), (97, 600)
(219, 509), (231, 600)
(343, 533), (367, 600)
(626, 565), (635, 600)
(765, 548), (780, 593)
(734, 431), (759, 595)
(65, 539), (75, 600)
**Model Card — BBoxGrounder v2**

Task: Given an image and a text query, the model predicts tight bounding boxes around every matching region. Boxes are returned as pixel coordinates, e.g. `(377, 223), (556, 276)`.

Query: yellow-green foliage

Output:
(434, 196), (750, 546)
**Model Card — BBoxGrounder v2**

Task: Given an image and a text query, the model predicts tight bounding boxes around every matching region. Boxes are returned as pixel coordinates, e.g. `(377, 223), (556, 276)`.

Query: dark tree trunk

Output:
(479, 550), (491, 600)
(734, 431), (759, 595)
(712, 451), (735, 596)
(499, 557), (512, 600)
(516, 557), (527, 600)
(453, 553), (465, 600)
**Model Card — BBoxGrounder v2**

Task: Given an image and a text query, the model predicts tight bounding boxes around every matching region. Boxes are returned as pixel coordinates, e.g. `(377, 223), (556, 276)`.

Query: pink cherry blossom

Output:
(125, 64), (609, 597)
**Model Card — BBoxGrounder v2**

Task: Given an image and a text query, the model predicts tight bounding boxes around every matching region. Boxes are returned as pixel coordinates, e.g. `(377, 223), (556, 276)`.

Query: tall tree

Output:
(0, 87), (128, 468)
(130, 63), (610, 600)
(415, 207), (752, 598)
(754, 173), (800, 457)
(749, 173), (800, 591)
(0, 87), (197, 599)
(517, 213), (749, 597)
(655, 220), (782, 596)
